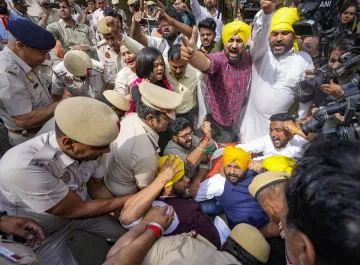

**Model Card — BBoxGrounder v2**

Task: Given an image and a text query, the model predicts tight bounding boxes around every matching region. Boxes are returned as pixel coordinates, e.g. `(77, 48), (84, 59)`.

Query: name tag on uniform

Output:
(0, 245), (21, 262)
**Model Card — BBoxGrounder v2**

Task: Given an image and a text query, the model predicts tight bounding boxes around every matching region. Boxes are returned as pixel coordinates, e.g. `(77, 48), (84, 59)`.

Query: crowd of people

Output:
(0, 0), (359, 264)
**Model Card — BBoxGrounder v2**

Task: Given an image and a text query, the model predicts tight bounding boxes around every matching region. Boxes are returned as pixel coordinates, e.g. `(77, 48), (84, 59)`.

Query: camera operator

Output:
(313, 38), (354, 107)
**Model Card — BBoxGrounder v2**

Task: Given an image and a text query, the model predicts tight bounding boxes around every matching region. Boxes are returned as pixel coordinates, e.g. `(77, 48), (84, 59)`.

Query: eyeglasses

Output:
(329, 57), (341, 63)
(178, 130), (194, 139)
(343, 11), (356, 16)
(302, 43), (314, 49)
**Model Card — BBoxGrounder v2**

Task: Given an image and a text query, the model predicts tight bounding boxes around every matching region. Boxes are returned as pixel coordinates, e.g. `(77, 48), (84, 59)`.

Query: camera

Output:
(295, 50), (360, 103)
(40, 0), (60, 9)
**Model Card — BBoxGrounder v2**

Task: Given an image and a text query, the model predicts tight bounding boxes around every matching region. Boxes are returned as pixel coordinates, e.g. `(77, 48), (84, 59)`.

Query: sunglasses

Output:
(303, 43), (314, 49)
(329, 57), (342, 63)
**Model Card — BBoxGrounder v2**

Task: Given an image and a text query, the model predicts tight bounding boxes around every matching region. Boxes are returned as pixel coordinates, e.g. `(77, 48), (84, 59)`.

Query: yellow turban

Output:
(158, 156), (185, 188)
(222, 20), (252, 46)
(270, 7), (300, 51)
(223, 146), (251, 170)
(262, 155), (296, 175)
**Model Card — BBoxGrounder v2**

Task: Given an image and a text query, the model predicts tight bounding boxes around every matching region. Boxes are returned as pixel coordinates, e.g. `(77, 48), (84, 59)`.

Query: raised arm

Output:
(130, 11), (149, 47)
(180, 26), (211, 72)
(120, 156), (182, 225)
(250, 0), (275, 62)
(156, 8), (193, 39)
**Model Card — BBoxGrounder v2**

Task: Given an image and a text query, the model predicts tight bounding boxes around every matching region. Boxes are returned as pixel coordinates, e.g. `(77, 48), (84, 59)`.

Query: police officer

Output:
(105, 82), (183, 196)
(51, 50), (115, 101)
(97, 16), (123, 75)
(102, 90), (130, 119)
(0, 19), (60, 146)
(9, 0), (33, 21)
(104, 222), (270, 265)
(0, 97), (136, 265)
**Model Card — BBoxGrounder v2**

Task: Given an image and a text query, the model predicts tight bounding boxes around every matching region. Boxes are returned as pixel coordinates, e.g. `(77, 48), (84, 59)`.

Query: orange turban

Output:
(223, 146), (251, 170)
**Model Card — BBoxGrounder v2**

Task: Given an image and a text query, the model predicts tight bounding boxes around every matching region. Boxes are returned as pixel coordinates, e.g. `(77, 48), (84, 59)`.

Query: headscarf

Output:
(270, 7), (300, 51)
(223, 146), (251, 170)
(262, 155), (296, 175)
(157, 156), (185, 188)
(222, 20), (252, 45)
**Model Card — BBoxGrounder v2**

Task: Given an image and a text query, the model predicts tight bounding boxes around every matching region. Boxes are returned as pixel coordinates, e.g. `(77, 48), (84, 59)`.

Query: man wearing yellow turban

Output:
(195, 146), (269, 229)
(180, 21), (252, 142)
(239, 1), (314, 144)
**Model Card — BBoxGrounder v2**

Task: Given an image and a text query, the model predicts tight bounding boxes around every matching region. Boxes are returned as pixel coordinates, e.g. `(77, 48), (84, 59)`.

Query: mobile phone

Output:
(139, 18), (158, 27)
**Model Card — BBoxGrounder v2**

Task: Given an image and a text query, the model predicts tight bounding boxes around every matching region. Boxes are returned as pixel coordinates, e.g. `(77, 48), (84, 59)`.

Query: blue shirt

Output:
(215, 170), (269, 229)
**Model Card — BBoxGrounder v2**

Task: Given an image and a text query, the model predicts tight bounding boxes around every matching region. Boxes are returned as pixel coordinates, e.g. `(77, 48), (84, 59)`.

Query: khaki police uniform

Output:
(105, 82), (183, 196)
(97, 39), (123, 76)
(0, 46), (53, 146)
(52, 59), (114, 99)
(0, 239), (43, 265)
(142, 233), (240, 265)
(0, 97), (124, 265)
(105, 113), (160, 196)
(141, 223), (270, 265)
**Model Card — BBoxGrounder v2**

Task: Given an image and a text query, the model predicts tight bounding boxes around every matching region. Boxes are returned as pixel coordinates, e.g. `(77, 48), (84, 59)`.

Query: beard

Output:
(226, 172), (246, 184)
(163, 32), (177, 41)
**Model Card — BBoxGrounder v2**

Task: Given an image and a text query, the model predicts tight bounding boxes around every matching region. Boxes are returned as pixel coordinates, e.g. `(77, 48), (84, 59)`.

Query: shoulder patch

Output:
(97, 39), (107, 47)
(5, 62), (20, 76)
(53, 62), (67, 77)
(91, 59), (105, 74)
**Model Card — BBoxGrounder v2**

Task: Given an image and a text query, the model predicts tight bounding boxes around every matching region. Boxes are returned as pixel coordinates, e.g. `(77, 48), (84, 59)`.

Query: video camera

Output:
(295, 49), (360, 103)
(300, 95), (360, 141)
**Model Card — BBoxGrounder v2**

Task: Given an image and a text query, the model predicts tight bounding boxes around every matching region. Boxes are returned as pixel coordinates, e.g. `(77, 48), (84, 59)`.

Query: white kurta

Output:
(239, 10), (314, 143)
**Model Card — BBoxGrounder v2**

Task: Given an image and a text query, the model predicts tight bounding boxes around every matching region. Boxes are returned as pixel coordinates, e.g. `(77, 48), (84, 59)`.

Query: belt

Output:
(9, 127), (41, 136)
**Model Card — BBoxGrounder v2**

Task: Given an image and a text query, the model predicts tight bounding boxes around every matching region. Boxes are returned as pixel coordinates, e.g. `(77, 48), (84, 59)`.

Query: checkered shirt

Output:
(205, 51), (252, 127)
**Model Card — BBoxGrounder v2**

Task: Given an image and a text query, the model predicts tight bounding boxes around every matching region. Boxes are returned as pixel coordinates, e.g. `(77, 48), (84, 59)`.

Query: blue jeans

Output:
(199, 199), (223, 215)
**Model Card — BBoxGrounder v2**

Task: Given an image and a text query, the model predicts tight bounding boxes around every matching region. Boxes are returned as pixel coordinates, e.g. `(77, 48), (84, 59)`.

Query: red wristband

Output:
(203, 137), (210, 142)
(146, 224), (162, 239)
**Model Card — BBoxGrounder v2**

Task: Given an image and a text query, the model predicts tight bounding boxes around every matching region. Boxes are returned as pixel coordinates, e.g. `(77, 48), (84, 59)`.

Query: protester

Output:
(190, 0), (223, 42)
(105, 221), (270, 265)
(102, 90), (130, 119)
(51, 50), (114, 101)
(0, 19), (59, 146)
(239, 5), (314, 143)
(164, 118), (213, 195)
(281, 139), (360, 265)
(198, 18), (218, 54)
(181, 21), (252, 142)
(120, 155), (222, 248)
(131, 6), (193, 58)
(236, 113), (309, 170)
(114, 45), (138, 97)
(172, 0), (196, 27)
(105, 82), (183, 196)
(196, 146), (269, 229)
(0, 97), (135, 264)
(46, 0), (98, 59)
(0, 214), (45, 264)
